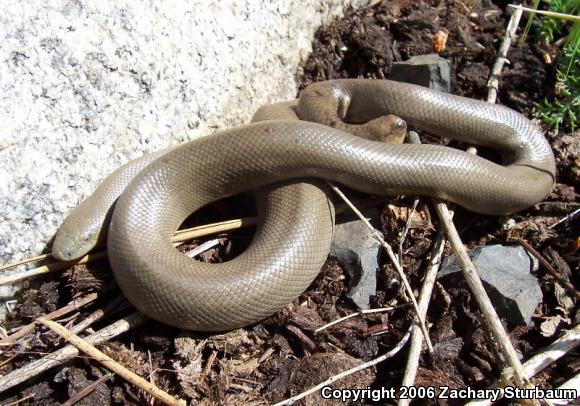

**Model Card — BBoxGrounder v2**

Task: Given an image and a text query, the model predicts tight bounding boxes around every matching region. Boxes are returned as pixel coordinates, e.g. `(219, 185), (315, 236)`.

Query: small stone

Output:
(389, 54), (451, 93)
(330, 208), (381, 309)
(438, 245), (542, 326)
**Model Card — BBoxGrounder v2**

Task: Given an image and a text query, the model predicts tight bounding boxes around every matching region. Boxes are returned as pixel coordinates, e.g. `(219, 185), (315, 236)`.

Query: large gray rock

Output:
(0, 0), (365, 265)
(439, 245), (542, 326)
(330, 208), (381, 309)
(389, 54), (451, 93)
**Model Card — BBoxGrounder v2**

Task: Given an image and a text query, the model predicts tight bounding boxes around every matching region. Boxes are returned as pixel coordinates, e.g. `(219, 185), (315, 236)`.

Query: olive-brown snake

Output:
(52, 79), (555, 331)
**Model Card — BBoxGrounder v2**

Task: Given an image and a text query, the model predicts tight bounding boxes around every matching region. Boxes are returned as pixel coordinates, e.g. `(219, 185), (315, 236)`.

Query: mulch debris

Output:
(1, 0), (578, 404)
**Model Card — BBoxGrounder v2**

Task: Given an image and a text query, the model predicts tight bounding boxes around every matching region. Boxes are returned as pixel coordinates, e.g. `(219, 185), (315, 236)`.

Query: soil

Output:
(1, 0), (578, 405)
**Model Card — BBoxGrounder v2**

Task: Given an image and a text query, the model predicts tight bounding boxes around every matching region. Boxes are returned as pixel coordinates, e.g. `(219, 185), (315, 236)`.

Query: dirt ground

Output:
(1, 0), (578, 405)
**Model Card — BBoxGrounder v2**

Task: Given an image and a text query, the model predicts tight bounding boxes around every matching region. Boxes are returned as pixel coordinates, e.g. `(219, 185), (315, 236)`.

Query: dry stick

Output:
(69, 296), (129, 336)
(0, 312), (147, 393)
(171, 217), (257, 240)
(515, 238), (580, 300)
(0, 253), (52, 272)
(398, 231), (446, 406)
(184, 238), (220, 258)
(508, 4), (580, 22)
(328, 182), (434, 354)
(487, 6), (523, 104)
(398, 199), (420, 266)
(552, 373), (580, 405)
(436, 203), (530, 388)
(549, 208), (580, 229)
(61, 373), (113, 406)
(315, 304), (410, 334)
(521, 324), (580, 376)
(38, 318), (185, 406)
(466, 324), (580, 406)
(273, 325), (413, 406)
(0, 251), (108, 286)
(1, 393), (35, 406)
(0, 292), (100, 346)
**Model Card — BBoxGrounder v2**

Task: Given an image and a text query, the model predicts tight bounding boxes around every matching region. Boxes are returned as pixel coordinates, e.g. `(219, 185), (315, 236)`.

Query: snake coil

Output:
(53, 80), (555, 331)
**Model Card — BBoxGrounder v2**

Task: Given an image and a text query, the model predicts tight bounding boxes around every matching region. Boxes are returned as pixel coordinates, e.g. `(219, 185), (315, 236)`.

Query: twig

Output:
(202, 350), (218, 377)
(515, 238), (580, 300)
(0, 252), (108, 286)
(38, 318), (185, 406)
(466, 324), (580, 406)
(521, 324), (580, 376)
(184, 238), (220, 258)
(398, 199), (420, 266)
(487, 6), (524, 103)
(61, 373), (113, 406)
(69, 296), (129, 336)
(0, 253), (52, 272)
(398, 230), (446, 406)
(0, 312), (147, 393)
(508, 4), (580, 23)
(436, 202), (530, 387)
(0, 293), (99, 346)
(549, 208), (580, 228)
(328, 182), (434, 354)
(171, 217), (257, 241)
(273, 325), (413, 406)
(1, 393), (35, 406)
(551, 373), (580, 405)
(315, 304), (410, 333)
(285, 325), (317, 352)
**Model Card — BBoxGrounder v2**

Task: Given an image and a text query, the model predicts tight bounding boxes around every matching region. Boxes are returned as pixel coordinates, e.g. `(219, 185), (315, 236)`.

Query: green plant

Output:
(522, 0), (580, 132)
(535, 0), (579, 44)
(533, 40), (580, 132)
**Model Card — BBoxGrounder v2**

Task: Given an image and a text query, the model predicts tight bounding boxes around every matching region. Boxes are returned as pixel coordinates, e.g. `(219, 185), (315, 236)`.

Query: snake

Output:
(52, 79), (555, 331)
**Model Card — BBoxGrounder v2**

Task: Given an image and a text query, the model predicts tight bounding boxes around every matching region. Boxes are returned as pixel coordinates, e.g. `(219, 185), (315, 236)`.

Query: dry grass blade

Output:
(0, 252), (107, 286)
(550, 208), (580, 228)
(508, 4), (580, 22)
(425, 8), (537, 395)
(0, 253), (53, 272)
(315, 304), (410, 334)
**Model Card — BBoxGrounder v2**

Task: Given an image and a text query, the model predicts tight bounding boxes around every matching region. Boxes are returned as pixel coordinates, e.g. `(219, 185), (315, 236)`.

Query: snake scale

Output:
(52, 79), (555, 331)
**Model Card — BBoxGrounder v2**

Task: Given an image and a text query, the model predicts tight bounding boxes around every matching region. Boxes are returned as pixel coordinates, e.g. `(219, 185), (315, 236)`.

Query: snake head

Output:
(52, 226), (100, 261)
(360, 115), (407, 144)
(52, 205), (109, 262)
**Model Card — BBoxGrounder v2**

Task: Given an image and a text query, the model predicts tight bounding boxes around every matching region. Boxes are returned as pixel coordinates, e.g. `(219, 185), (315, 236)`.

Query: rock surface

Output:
(0, 0), (365, 264)
(330, 208), (381, 309)
(439, 245), (542, 326)
(389, 54), (451, 93)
